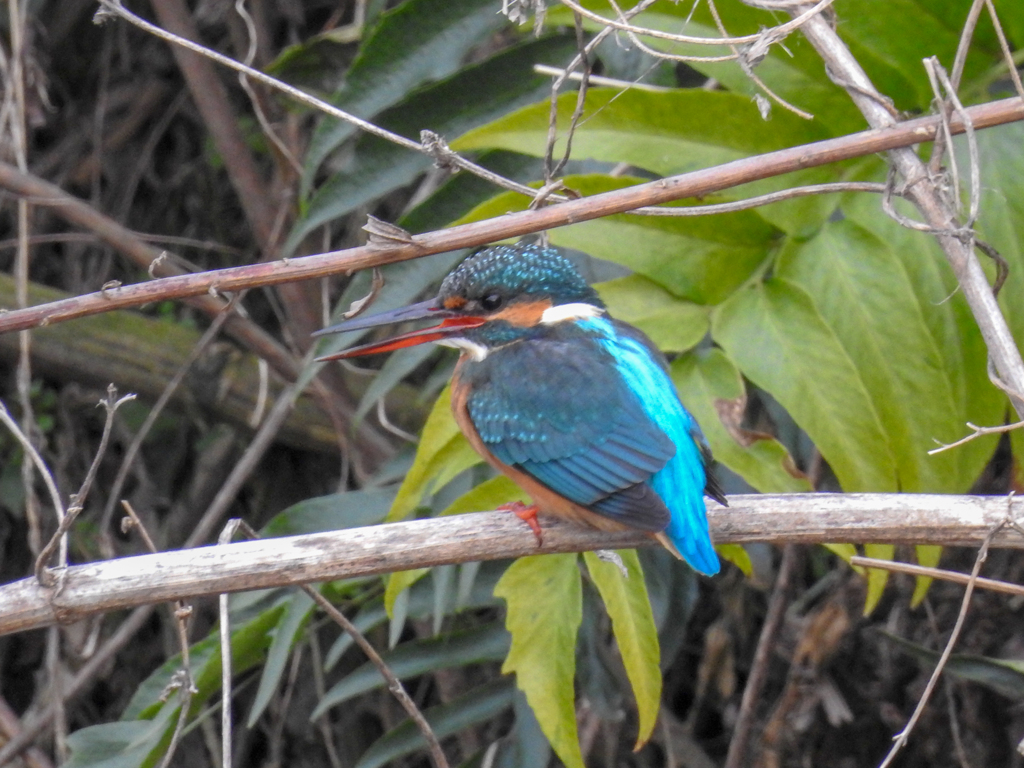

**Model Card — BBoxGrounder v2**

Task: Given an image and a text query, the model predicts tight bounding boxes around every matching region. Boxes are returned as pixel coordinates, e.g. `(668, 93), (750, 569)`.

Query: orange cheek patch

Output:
(493, 299), (552, 327)
(443, 296), (467, 310)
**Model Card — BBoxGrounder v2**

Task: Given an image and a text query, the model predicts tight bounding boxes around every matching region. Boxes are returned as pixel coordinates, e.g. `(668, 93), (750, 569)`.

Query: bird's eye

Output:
(481, 294), (503, 311)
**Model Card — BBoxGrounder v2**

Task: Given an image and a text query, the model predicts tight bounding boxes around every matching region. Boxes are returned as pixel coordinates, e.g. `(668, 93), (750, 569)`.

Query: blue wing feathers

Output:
(463, 318), (719, 575)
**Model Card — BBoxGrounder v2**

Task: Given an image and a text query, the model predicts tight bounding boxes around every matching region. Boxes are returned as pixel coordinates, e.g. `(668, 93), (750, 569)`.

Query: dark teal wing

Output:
(463, 331), (675, 531)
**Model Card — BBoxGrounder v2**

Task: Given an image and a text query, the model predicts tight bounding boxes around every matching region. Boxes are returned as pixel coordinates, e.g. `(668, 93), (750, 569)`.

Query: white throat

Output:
(540, 303), (605, 324)
(436, 337), (489, 361)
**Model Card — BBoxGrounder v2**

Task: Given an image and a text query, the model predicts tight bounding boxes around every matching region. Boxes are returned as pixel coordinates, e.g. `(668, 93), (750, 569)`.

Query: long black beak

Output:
(313, 298), (485, 361)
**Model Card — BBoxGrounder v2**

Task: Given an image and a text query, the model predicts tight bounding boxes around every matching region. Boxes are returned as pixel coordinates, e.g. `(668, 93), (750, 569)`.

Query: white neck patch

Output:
(436, 337), (489, 362)
(540, 302), (605, 325)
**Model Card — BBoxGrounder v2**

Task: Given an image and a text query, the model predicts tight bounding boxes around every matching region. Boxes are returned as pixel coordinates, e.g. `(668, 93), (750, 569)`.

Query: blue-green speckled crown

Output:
(440, 243), (603, 307)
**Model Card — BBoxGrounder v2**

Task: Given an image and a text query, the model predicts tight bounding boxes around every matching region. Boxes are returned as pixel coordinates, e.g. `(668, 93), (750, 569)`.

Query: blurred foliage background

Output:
(2, 1), (1024, 767)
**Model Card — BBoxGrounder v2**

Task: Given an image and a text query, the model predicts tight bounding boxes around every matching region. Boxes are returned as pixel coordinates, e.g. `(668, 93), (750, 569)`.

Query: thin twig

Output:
(983, 0), (1024, 100)
(544, 12), (592, 183)
(233, 0), (302, 176)
(724, 544), (800, 768)
(849, 555), (1024, 597)
(307, 632), (344, 768)
(45, 626), (66, 763)
(560, 0), (837, 48)
(121, 501), (197, 768)
(94, 0), (537, 207)
(633, 183), (887, 216)
(533, 64), (672, 92)
(6, 0), (42, 563)
(0, 399), (66, 562)
(218, 520), (242, 768)
(34, 386), (135, 585)
(876, 512), (1014, 768)
(922, 600), (975, 768)
(927, 419), (1024, 455)
(926, 58), (981, 227)
(704, 0), (812, 119)
(930, 0), (984, 180)
(311, 590), (449, 767)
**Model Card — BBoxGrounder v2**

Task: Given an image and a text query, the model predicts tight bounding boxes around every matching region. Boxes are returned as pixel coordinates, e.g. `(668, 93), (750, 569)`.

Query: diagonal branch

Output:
(794, 9), (1024, 419)
(1, 96), (1022, 336)
(2, 493), (1022, 637)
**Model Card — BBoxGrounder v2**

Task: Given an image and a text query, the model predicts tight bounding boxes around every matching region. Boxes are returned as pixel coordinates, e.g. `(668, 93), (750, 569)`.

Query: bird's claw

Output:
(498, 501), (543, 547)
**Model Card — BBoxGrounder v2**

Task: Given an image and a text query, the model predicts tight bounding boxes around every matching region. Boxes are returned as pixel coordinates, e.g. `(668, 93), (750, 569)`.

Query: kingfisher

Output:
(315, 243), (726, 575)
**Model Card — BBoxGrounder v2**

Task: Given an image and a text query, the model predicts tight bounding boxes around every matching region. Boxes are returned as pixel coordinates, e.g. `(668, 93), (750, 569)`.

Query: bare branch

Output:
(0, 160), (301, 382)
(1, 97), (1021, 335)
(2, 493), (1024, 637)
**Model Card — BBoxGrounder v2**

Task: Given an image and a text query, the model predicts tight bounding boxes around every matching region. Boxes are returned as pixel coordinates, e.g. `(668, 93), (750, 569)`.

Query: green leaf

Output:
(454, 174), (780, 305)
(911, 544), (943, 608)
(975, 121), (1024, 368)
(454, 87), (829, 176)
(827, 0), (997, 111)
(355, 679), (516, 768)
(399, 150), (546, 235)
(326, 560), (506, 669)
(495, 554), (584, 768)
(439, 474), (525, 516)
(596, 275), (709, 352)
(387, 386), (482, 521)
(670, 348), (811, 493)
(453, 86), (838, 233)
(261, 488), (395, 537)
(1013, 428), (1024, 492)
(383, 476), (526, 617)
(879, 630), (1024, 700)
(843, 192), (1005, 481)
(712, 279), (896, 492)
(248, 591), (316, 726)
(583, 550), (661, 749)
(313, 623), (511, 720)
(65, 701), (179, 768)
(715, 544), (753, 577)
(862, 543), (895, 616)
(355, 342), (437, 421)
(778, 219), (994, 493)
(304, 0), (512, 181)
(288, 35), (577, 252)
(385, 568), (430, 618)
(824, 543), (863, 575)
(123, 604), (285, 720)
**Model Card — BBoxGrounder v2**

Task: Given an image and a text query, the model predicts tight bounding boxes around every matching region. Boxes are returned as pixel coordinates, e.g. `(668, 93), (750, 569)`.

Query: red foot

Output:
(498, 501), (543, 546)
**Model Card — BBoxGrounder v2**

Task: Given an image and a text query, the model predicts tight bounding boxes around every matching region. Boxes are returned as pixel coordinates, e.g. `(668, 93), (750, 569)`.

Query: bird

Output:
(315, 242), (726, 575)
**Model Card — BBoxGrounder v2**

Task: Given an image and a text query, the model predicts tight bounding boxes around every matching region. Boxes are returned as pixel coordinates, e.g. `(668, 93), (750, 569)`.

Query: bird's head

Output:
(315, 243), (605, 361)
